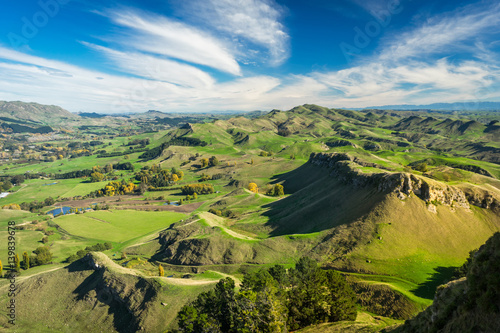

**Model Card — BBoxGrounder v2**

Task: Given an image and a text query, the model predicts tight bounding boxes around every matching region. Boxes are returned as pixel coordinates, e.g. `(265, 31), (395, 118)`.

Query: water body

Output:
(163, 201), (180, 206)
(43, 182), (58, 186)
(47, 206), (91, 216)
(0, 192), (10, 198)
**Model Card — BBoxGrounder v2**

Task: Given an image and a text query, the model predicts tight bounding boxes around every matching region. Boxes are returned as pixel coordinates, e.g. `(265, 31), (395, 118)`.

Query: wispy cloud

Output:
(82, 42), (215, 88)
(178, 0), (289, 66)
(106, 9), (241, 75)
(379, 1), (500, 61)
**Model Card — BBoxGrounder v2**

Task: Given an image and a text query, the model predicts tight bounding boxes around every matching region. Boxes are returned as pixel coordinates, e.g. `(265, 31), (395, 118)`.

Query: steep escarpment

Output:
(309, 152), (499, 211)
(2, 253), (166, 333)
(394, 232), (500, 333)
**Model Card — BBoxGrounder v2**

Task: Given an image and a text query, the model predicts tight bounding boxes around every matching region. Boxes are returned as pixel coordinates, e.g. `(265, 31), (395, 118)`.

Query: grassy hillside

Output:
(0, 104), (498, 332)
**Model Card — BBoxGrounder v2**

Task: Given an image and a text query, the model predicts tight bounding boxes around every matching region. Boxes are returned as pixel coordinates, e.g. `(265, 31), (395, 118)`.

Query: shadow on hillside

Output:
(260, 162), (383, 237)
(412, 266), (457, 299)
(68, 259), (142, 333)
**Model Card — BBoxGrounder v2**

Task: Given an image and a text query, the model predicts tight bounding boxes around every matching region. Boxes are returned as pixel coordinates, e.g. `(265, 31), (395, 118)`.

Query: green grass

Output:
(0, 178), (108, 205)
(55, 210), (186, 243)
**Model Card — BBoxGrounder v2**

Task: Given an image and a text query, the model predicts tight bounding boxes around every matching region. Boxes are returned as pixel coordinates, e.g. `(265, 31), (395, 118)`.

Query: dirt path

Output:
(0, 265), (65, 292)
(198, 212), (255, 240)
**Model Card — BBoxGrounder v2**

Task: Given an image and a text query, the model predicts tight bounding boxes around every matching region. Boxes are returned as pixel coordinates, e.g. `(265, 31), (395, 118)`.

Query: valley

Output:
(0, 102), (499, 332)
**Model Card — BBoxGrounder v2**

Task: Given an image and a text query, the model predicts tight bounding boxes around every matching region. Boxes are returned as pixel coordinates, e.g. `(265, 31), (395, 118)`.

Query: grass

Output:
(54, 210), (186, 243)
(0, 178), (108, 205)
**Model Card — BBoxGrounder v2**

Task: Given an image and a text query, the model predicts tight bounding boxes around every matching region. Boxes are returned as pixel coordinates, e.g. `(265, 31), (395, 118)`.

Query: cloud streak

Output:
(107, 9), (241, 75)
(178, 0), (289, 66)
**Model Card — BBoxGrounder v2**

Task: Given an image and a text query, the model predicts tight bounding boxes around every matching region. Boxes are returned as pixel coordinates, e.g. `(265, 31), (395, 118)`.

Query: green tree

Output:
(33, 246), (53, 265)
(22, 251), (29, 270)
(209, 156), (219, 167)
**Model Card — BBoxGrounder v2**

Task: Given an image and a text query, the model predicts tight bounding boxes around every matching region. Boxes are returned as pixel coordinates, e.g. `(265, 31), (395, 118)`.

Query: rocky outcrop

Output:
(82, 253), (161, 332)
(461, 187), (500, 214)
(309, 153), (470, 209)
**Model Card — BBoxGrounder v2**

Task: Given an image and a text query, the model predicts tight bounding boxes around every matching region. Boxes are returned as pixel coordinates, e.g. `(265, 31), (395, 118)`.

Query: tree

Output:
(0, 259), (3, 277)
(159, 264), (164, 277)
(44, 197), (55, 206)
(248, 183), (258, 193)
(14, 254), (20, 272)
(104, 163), (113, 173)
(22, 251), (29, 270)
(251, 158), (254, 165)
(267, 184), (284, 197)
(193, 192), (198, 200)
(201, 158), (209, 168)
(90, 172), (105, 182)
(209, 156), (219, 167)
(33, 246), (53, 265)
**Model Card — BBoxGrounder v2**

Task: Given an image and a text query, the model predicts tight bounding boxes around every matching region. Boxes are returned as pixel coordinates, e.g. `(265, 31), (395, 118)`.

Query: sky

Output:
(1, 0), (500, 113)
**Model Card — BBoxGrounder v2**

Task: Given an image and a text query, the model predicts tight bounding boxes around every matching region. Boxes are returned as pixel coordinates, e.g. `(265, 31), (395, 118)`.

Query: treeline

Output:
(181, 183), (214, 195)
(97, 147), (147, 158)
(139, 137), (207, 161)
(173, 258), (356, 332)
(54, 162), (134, 180)
(87, 180), (137, 198)
(0, 174), (27, 191)
(66, 242), (112, 263)
(135, 165), (184, 188)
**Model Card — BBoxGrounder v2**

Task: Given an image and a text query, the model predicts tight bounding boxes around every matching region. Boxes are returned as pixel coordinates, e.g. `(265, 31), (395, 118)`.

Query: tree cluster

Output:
(175, 258), (357, 332)
(66, 242), (113, 263)
(266, 184), (284, 197)
(88, 180), (138, 198)
(181, 184), (215, 195)
(135, 165), (184, 188)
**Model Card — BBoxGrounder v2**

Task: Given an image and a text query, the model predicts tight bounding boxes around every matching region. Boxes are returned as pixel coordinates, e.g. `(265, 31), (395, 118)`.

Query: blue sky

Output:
(0, 0), (499, 113)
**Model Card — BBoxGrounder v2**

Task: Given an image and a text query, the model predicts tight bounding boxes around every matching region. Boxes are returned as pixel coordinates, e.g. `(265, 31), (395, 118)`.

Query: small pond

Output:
(47, 206), (91, 216)
(163, 201), (180, 206)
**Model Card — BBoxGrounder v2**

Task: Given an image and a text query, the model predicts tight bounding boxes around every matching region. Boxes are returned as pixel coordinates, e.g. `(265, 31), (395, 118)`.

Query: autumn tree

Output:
(201, 158), (209, 168)
(0, 259), (3, 277)
(90, 172), (105, 183)
(158, 264), (164, 277)
(14, 254), (20, 272)
(248, 183), (258, 193)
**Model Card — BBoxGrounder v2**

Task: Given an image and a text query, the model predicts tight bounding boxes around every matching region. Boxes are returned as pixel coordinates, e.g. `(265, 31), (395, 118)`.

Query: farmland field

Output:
(55, 210), (186, 242)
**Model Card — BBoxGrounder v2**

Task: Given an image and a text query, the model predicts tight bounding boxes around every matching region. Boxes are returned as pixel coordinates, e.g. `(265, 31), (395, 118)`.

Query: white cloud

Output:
(107, 9), (241, 75)
(82, 42), (215, 88)
(178, 0), (289, 66)
(380, 2), (500, 61)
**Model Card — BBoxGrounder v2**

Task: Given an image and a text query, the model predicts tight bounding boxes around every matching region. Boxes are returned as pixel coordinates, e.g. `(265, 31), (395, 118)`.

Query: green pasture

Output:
(55, 210), (186, 243)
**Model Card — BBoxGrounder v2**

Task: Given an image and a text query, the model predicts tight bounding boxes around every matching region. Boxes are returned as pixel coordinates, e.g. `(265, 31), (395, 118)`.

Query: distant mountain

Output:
(0, 100), (79, 124)
(363, 101), (500, 111)
(77, 112), (107, 119)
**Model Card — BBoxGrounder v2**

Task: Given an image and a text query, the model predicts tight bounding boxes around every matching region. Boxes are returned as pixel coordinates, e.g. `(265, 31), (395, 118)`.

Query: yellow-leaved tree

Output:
(248, 183), (259, 193)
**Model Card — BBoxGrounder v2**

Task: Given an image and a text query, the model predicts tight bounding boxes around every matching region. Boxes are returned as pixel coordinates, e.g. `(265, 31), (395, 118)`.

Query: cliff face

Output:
(394, 232), (500, 333)
(309, 152), (499, 212)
